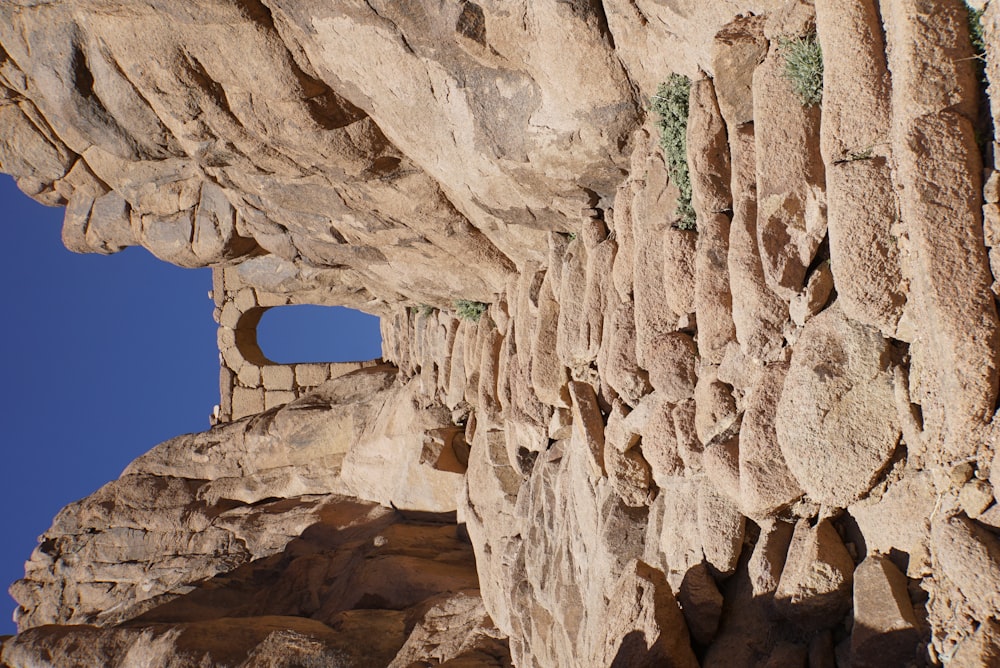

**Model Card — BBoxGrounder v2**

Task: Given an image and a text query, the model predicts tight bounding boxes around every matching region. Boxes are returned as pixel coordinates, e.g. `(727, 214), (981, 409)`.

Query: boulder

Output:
(774, 519), (855, 630)
(850, 554), (920, 668)
(776, 305), (900, 507)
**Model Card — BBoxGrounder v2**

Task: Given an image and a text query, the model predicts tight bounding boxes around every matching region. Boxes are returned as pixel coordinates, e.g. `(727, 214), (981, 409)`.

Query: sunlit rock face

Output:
(6, 0), (1000, 665)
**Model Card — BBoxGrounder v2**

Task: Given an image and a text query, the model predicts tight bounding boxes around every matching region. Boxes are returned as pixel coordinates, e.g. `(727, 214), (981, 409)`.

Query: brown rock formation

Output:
(5, 0), (1000, 665)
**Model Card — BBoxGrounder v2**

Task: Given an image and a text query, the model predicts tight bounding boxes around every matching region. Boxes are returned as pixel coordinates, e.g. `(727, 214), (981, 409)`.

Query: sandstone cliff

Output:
(5, 0), (1000, 665)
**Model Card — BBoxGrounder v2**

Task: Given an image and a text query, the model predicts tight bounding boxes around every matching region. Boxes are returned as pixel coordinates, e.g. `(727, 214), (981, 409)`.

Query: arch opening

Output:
(255, 304), (382, 364)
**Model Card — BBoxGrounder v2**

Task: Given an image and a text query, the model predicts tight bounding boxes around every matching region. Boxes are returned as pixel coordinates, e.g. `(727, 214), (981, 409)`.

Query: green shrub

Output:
(455, 299), (488, 322)
(779, 33), (824, 106)
(650, 74), (696, 231)
(969, 5), (986, 58)
(968, 4), (987, 87)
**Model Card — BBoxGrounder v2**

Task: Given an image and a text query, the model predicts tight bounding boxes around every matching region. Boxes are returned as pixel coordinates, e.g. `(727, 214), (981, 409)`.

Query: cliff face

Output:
(5, 0), (1000, 666)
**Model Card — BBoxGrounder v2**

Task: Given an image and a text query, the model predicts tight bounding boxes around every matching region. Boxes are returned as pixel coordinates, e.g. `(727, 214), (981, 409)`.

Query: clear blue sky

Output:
(0, 175), (381, 635)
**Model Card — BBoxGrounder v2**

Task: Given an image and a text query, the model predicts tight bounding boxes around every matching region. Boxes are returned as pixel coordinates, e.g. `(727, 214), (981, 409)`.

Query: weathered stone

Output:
(687, 77), (733, 215)
(261, 365), (294, 391)
(749, 520), (794, 597)
(646, 332), (697, 403)
(599, 561), (699, 668)
(295, 363), (329, 388)
(848, 471), (936, 579)
(694, 367), (738, 446)
(884, 0), (1000, 465)
(712, 15), (768, 128)
(600, 299), (652, 407)
(698, 481), (745, 576)
(662, 227), (697, 318)
(727, 124), (788, 361)
(678, 562), (724, 646)
(775, 519), (855, 631)
(851, 554), (920, 668)
(739, 363), (803, 519)
(264, 389), (296, 410)
(753, 42), (827, 301)
(788, 261), (834, 327)
(776, 305), (900, 507)
(660, 477), (705, 592)
(569, 381), (606, 479)
(960, 479), (995, 519)
(231, 387), (264, 419)
(695, 212), (737, 364)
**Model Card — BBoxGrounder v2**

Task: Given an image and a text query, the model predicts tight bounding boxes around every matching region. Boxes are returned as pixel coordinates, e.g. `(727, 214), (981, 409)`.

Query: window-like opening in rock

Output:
(256, 304), (382, 363)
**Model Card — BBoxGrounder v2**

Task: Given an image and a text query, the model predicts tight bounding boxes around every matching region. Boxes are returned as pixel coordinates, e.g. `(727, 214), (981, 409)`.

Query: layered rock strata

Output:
(4, 0), (1000, 666)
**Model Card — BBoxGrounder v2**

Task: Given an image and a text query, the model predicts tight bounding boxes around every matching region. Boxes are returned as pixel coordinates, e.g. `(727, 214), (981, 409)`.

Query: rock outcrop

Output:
(5, 0), (1000, 665)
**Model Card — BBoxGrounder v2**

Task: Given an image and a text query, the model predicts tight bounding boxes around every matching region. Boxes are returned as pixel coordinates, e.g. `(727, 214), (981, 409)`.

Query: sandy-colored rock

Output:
(851, 554), (920, 668)
(694, 367), (738, 446)
(960, 479), (995, 519)
(884, 0), (1000, 465)
(712, 15), (768, 128)
(776, 305), (900, 507)
(599, 561), (698, 668)
(659, 477), (705, 592)
(814, 0), (891, 164)
(949, 618), (1000, 668)
(7, 1), (1000, 665)
(695, 212), (737, 365)
(678, 562), (724, 646)
(631, 144), (680, 367)
(931, 514), (1000, 625)
(749, 520), (794, 597)
(848, 471), (936, 579)
(634, 395), (684, 485)
(739, 363), (803, 518)
(688, 77), (733, 216)
(702, 435), (741, 505)
(727, 124), (789, 361)
(600, 299), (652, 407)
(646, 332), (697, 403)
(698, 481), (745, 576)
(788, 260), (834, 327)
(569, 380), (606, 479)
(531, 274), (570, 409)
(753, 43), (826, 301)
(662, 227), (697, 318)
(774, 519), (855, 631)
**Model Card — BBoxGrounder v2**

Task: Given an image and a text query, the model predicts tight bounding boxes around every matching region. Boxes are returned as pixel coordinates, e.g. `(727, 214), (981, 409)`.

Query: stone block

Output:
(237, 364), (261, 388)
(265, 390), (297, 410)
(219, 301), (241, 329)
(221, 345), (245, 375)
(231, 387), (264, 419)
(234, 288), (257, 312)
(211, 268), (225, 303)
(216, 327), (235, 349)
(222, 266), (244, 292)
(296, 363), (329, 387)
(255, 290), (287, 307)
(851, 554), (920, 668)
(775, 519), (854, 630)
(262, 365), (294, 391)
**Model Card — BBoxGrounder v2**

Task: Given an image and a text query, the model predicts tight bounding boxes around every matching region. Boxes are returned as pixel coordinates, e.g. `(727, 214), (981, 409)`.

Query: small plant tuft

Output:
(969, 4), (986, 60)
(779, 33), (824, 106)
(650, 74), (696, 231)
(455, 299), (488, 322)
(418, 303), (435, 317)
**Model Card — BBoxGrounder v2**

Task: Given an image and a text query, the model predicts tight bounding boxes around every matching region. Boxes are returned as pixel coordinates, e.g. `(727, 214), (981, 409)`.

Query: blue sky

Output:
(0, 175), (381, 634)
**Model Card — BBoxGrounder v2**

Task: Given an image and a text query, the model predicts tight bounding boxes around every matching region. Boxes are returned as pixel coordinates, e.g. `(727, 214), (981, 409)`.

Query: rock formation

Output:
(4, 0), (1000, 665)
